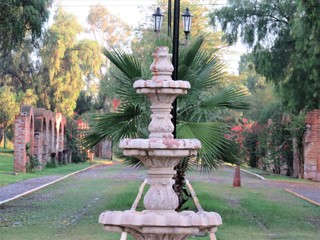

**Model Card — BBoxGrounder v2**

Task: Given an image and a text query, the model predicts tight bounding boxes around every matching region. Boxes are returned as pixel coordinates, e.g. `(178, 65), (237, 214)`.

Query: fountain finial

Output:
(150, 46), (174, 81)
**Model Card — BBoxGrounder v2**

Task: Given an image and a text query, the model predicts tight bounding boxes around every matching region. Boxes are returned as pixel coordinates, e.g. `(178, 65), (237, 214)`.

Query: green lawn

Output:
(0, 164), (319, 240)
(0, 148), (111, 187)
(241, 165), (312, 183)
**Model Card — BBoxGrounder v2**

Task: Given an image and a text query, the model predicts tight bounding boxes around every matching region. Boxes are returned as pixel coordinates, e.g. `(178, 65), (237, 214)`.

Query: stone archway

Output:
(14, 106), (68, 172)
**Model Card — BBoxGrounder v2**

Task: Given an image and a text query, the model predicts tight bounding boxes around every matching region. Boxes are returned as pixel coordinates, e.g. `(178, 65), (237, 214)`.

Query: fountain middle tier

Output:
(119, 138), (201, 158)
(120, 138), (201, 211)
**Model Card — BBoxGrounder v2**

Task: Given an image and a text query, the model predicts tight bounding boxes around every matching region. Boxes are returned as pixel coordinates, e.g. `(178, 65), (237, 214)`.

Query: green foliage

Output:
(45, 154), (57, 168)
(0, 86), (19, 144)
(75, 91), (94, 115)
(66, 118), (88, 163)
(241, 109), (294, 175)
(85, 36), (250, 171)
(212, 0), (320, 113)
(85, 36), (250, 210)
(0, 0), (52, 51)
(87, 4), (130, 48)
(39, 8), (104, 116)
(0, 40), (36, 92)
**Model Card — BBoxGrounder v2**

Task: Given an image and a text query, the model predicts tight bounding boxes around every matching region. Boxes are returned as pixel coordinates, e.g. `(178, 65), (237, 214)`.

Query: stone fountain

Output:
(99, 46), (222, 239)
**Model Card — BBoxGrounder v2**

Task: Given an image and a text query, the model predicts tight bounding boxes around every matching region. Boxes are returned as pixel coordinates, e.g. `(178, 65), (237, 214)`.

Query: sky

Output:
(52, 0), (158, 26)
(51, 0), (245, 73)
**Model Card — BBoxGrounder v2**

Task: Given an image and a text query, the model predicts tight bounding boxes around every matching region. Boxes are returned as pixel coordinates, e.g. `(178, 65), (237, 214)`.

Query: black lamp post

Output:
(152, 7), (163, 33)
(152, 1), (192, 137)
(182, 7), (192, 41)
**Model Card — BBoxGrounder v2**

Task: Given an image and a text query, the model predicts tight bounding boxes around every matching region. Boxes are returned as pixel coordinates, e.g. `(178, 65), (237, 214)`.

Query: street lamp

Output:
(152, 7), (163, 33)
(152, 6), (192, 39)
(182, 7), (192, 40)
(152, 1), (192, 137)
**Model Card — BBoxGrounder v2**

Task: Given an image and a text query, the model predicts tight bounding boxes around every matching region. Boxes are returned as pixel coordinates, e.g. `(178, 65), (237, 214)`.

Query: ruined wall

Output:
(14, 106), (34, 173)
(14, 105), (67, 172)
(304, 110), (320, 181)
(95, 140), (112, 159)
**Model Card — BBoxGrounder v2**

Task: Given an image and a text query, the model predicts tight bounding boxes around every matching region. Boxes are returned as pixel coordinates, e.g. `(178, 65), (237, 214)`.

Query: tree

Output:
(211, 0), (320, 113)
(84, 36), (250, 208)
(39, 8), (104, 116)
(87, 4), (130, 48)
(0, 0), (52, 51)
(75, 91), (94, 115)
(238, 53), (277, 121)
(0, 86), (19, 145)
(0, 40), (37, 92)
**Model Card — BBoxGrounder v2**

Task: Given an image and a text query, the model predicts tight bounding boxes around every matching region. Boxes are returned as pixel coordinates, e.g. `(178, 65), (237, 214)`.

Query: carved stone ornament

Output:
(99, 46), (222, 239)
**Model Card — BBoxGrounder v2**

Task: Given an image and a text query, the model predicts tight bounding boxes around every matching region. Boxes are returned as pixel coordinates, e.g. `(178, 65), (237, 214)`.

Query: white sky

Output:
(52, 0), (158, 27)
(51, 0), (246, 74)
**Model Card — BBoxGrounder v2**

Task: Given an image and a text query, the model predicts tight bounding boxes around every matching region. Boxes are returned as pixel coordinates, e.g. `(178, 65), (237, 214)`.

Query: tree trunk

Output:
(0, 128), (4, 146)
(173, 160), (191, 211)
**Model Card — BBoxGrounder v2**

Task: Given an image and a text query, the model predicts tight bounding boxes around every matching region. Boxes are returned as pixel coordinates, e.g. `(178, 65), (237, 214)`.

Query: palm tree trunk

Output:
(173, 160), (191, 211)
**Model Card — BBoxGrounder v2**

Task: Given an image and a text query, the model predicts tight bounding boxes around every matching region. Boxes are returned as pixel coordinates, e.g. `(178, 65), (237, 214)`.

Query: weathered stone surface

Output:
(99, 210), (222, 228)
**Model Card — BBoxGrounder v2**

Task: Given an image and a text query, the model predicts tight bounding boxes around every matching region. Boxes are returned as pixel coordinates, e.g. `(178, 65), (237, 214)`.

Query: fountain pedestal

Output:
(99, 47), (222, 239)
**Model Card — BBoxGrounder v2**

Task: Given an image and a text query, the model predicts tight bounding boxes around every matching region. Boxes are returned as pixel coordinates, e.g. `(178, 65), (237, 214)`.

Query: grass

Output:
(0, 148), (111, 187)
(0, 164), (319, 240)
(241, 165), (313, 183)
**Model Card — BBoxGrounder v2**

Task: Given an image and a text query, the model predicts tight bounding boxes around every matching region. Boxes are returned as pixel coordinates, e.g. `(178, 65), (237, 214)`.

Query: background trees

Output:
(0, 0), (52, 51)
(39, 7), (104, 116)
(87, 4), (130, 49)
(212, 0), (320, 177)
(211, 0), (320, 113)
(0, 0), (52, 148)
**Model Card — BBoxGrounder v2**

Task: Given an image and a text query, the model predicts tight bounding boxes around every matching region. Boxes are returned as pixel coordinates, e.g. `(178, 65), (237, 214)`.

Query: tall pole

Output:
(172, 0), (180, 138)
(168, 0), (172, 37)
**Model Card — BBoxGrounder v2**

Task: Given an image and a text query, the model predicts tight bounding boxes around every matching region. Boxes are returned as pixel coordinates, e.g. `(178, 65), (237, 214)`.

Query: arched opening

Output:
(42, 118), (47, 162)
(29, 116), (34, 156)
(54, 122), (58, 158)
(48, 120), (53, 154)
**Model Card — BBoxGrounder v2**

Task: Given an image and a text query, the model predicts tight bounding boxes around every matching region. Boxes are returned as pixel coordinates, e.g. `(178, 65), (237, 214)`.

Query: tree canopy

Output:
(39, 7), (104, 116)
(0, 0), (52, 51)
(211, 0), (320, 113)
(87, 4), (130, 48)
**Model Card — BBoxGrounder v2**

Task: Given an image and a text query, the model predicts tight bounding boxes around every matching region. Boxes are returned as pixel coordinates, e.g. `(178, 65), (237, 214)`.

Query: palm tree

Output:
(84, 36), (250, 208)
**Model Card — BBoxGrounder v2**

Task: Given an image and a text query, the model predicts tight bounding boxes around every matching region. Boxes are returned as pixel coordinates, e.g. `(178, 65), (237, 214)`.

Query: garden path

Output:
(0, 163), (319, 206)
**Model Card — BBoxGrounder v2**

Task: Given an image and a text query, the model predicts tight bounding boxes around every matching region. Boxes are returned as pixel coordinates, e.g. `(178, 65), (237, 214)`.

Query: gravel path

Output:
(0, 175), (62, 202)
(0, 164), (319, 206)
(188, 165), (320, 205)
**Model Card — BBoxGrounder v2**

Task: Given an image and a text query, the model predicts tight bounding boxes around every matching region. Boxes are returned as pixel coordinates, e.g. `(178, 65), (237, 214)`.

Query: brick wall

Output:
(304, 110), (320, 181)
(14, 105), (67, 172)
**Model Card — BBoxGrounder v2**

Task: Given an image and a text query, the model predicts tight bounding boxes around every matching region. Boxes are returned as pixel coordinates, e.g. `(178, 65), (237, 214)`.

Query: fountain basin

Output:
(99, 210), (222, 235)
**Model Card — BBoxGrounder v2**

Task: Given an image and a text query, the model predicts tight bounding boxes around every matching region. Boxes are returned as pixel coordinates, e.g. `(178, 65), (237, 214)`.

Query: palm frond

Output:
(123, 156), (145, 169)
(177, 121), (239, 171)
(178, 37), (225, 101)
(198, 86), (250, 111)
(83, 103), (148, 148)
(104, 47), (142, 80)
(111, 67), (147, 104)
(104, 47), (148, 104)
(179, 36), (205, 68)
